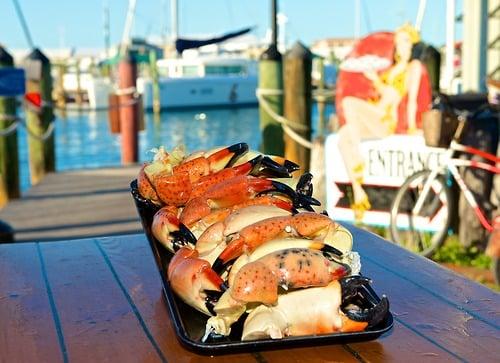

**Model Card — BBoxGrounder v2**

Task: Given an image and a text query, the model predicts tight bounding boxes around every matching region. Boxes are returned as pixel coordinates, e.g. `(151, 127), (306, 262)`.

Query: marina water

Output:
(17, 105), (332, 192)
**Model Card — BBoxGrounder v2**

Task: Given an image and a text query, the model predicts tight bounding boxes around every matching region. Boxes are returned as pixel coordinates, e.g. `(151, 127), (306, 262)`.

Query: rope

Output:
(0, 110), (55, 141)
(0, 118), (19, 136)
(115, 87), (137, 96)
(22, 118), (56, 141)
(0, 116), (55, 140)
(312, 88), (335, 102)
(256, 88), (313, 149)
(1, 92), (140, 138)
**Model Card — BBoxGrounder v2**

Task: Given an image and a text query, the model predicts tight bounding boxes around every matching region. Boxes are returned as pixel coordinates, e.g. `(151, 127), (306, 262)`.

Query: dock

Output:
(0, 166), (142, 242)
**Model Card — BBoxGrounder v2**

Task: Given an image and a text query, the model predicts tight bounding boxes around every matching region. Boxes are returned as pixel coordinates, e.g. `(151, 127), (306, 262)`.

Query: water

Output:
(17, 104), (333, 192)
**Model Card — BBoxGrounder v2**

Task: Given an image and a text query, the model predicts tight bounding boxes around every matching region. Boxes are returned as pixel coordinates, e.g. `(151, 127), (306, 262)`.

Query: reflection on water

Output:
(17, 104), (332, 192)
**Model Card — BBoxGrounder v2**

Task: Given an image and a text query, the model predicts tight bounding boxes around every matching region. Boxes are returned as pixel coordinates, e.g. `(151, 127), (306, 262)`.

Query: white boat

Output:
(137, 55), (258, 110)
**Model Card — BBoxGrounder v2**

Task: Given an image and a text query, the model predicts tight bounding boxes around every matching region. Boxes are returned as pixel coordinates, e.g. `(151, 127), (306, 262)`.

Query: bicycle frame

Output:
(413, 139), (500, 232)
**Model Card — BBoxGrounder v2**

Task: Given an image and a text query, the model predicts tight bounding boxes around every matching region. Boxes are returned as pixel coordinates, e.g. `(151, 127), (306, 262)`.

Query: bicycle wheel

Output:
(390, 170), (453, 257)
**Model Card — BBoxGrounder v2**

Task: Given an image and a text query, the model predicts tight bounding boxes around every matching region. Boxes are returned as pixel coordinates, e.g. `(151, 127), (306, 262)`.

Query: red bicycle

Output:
(389, 104), (500, 283)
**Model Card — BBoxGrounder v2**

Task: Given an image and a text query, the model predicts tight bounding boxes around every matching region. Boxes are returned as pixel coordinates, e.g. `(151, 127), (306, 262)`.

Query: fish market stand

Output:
(1, 228), (498, 362)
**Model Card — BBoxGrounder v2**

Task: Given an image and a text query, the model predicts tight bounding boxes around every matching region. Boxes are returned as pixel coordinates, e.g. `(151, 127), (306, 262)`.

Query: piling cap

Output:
(260, 44), (282, 61)
(286, 41), (312, 60)
(0, 45), (14, 65)
(26, 48), (50, 65)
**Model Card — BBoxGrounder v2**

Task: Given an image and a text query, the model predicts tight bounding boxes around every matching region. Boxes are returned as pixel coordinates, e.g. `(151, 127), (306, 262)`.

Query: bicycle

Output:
(389, 102), (499, 282)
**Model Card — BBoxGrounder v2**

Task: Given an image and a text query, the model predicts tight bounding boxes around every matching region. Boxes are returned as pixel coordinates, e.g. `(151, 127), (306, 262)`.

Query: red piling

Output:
(118, 52), (138, 164)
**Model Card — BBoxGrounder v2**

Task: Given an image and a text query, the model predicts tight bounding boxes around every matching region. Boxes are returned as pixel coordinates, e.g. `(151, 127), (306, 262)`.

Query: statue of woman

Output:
(337, 24), (431, 220)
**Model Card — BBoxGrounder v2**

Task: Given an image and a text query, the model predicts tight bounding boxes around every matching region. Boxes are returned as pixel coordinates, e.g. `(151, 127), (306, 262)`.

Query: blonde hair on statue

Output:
(396, 23), (421, 44)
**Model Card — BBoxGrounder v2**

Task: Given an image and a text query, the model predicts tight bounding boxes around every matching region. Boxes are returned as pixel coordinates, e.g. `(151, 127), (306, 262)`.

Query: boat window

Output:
(182, 65), (199, 77)
(205, 65), (245, 75)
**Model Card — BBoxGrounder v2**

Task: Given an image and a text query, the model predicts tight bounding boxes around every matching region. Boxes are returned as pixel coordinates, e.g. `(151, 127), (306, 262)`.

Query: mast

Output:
(444, 0), (456, 92)
(171, 0), (178, 42)
(103, 0), (110, 59)
(415, 0), (427, 32)
(120, 0), (137, 57)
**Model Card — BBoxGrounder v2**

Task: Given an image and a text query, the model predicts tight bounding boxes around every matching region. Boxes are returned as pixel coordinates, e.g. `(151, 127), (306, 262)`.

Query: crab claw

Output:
(167, 247), (227, 316)
(251, 156), (297, 178)
(340, 275), (390, 328)
(152, 207), (196, 252)
(213, 212), (344, 272)
(229, 248), (350, 305)
(208, 142), (249, 170)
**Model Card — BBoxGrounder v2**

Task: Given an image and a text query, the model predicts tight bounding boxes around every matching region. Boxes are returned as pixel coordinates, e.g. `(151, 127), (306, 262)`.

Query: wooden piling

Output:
(24, 48), (55, 185)
(54, 61), (67, 110)
(315, 57), (326, 136)
(118, 51), (138, 164)
(0, 46), (20, 206)
(149, 50), (161, 114)
(283, 41), (312, 171)
(258, 44), (284, 156)
(74, 58), (84, 107)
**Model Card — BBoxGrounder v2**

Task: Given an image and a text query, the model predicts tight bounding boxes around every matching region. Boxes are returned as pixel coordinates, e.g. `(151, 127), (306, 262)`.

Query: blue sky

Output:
(1, 0), (463, 50)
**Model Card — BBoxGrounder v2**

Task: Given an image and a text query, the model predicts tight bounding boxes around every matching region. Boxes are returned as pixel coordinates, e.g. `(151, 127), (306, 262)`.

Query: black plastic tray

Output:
(130, 180), (394, 355)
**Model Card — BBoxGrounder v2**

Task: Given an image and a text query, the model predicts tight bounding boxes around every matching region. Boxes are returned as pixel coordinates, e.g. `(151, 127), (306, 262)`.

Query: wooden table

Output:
(1, 227), (499, 363)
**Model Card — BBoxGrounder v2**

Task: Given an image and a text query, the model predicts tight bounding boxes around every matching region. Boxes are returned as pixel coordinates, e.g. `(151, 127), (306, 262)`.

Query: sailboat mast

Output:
(103, 0), (110, 59)
(171, 0), (178, 42)
(120, 0), (137, 57)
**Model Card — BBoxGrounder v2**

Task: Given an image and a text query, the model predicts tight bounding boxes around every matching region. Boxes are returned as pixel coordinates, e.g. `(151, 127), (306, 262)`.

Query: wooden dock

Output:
(0, 166), (142, 242)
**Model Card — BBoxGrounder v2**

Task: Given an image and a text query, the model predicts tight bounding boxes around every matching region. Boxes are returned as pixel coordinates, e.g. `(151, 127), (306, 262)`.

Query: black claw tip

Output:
(321, 244), (344, 257)
(344, 296), (390, 328)
(269, 180), (321, 211)
(250, 156), (293, 178)
(212, 258), (224, 274)
(296, 172), (314, 197)
(226, 143), (249, 167)
(284, 160), (300, 173)
(170, 223), (197, 250)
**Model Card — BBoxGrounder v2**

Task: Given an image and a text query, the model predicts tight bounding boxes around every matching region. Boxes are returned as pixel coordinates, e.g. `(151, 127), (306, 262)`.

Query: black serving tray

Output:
(130, 180), (394, 355)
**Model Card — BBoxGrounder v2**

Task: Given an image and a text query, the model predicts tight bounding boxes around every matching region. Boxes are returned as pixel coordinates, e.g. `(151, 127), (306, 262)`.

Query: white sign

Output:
(325, 133), (447, 226)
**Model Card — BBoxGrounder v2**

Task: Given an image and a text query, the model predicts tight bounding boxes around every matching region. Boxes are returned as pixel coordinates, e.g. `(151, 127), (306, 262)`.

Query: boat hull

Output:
(137, 75), (258, 110)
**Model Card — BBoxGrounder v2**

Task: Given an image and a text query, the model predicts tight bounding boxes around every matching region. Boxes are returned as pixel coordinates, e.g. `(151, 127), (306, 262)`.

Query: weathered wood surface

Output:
(0, 166), (141, 242)
(1, 231), (498, 362)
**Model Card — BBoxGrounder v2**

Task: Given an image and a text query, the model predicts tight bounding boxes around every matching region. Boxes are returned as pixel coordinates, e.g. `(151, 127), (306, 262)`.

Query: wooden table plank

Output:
(97, 235), (260, 363)
(348, 320), (459, 363)
(349, 226), (499, 322)
(0, 243), (63, 363)
(361, 261), (499, 362)
(39, 239), (164, 363)
(348, 226), (500, 362)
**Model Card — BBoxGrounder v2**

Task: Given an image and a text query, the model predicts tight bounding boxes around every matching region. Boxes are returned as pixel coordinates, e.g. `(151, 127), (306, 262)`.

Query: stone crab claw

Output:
(229, 248), (350, 305)
(151, 206), (197, 253)
(142, 143), (249, 206)
(227, 235), (358, 288)
(212, 212), (346, 273)
(240, 276), (389, 341)
(183, 142), (249, 170)
(204, 247), (350, 337)
(179, 176), (320, 228)
(195, 205), (293, 264)
(167, 247), (227, 316)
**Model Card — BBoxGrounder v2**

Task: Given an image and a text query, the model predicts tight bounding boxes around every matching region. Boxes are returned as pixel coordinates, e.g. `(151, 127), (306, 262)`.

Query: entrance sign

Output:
(325, 134), (447, 226)
(0, 68), (25, 96)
